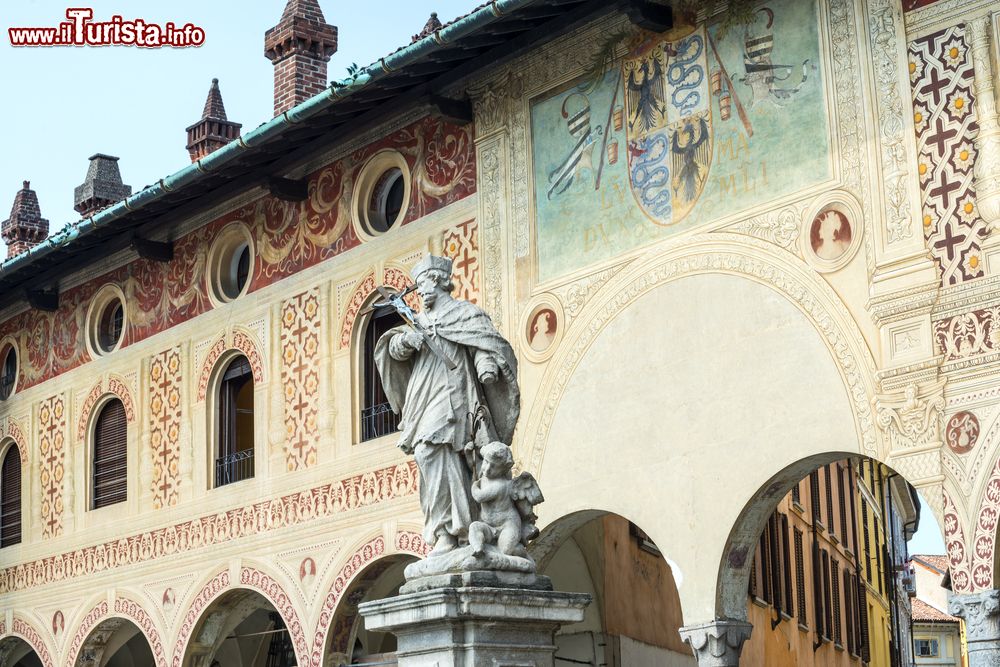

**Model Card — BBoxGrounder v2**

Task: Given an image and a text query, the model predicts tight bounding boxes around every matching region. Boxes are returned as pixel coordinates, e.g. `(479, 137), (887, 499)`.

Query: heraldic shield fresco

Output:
(531, 0), (832, 282)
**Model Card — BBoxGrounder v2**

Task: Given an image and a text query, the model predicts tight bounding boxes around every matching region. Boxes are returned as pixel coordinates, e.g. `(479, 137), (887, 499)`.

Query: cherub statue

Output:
(468, 441), (543, 561)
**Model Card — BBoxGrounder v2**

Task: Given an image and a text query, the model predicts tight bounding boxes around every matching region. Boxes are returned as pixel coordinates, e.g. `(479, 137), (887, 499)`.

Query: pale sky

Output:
(0, 0), (474, 251)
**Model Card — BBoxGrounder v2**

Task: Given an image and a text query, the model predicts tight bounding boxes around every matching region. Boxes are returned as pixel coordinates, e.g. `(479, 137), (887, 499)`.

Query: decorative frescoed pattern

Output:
(945, 410), (980, 454)
(970, 458), (1000, 591)
(933, 306), (1000, 360)
(10, 617), (54, 667)
(909, 26), (986, 285)
(38, 394), (65, 540)
(171, 570), (230, 667)
(195, 332), (265, 401)
(442, 219), (479, 304)
(280, 289), (321, 471)
(530, 0), (829, 282)
(338, 268), (420, 350)
(76, 377), (136, 442)
(240, 567), (308, 666)
(149, 347), (183, 509)
(944, 488), (972, 593)
(67, 600), (109, 665)
(0, 461), (418, 594)
(311, 531), (428, 667)
(114, 597), (167, 667)
(0, 116), (474, 393)
(2, 416), (27, 465)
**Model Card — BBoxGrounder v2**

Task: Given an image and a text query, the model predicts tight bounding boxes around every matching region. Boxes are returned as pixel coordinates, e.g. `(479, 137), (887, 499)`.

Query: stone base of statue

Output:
(358, 576), (591, 667)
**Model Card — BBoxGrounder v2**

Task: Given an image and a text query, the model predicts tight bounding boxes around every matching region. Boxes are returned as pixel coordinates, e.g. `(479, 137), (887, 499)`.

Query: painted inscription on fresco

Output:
(531, 1), (831, 281)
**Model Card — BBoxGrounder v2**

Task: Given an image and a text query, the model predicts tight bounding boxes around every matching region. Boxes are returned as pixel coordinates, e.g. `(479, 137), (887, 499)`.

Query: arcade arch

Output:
(0, 637), (42, 667)
(72, 617), (155, 667)
(178, 588), (297, 667)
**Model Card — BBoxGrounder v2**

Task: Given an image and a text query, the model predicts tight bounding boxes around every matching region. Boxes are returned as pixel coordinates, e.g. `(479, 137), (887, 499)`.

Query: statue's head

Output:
(480, 441), (514, 478)
(411, 255), (454, 307)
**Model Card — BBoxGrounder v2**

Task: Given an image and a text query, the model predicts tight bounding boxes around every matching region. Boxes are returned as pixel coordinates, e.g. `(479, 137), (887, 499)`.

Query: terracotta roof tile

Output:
(913, 554), (950, 574)
(911, 598), (958, 623)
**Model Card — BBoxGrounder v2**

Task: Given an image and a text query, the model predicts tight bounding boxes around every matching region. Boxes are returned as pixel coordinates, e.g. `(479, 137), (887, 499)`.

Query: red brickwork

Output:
(264, 0), (338, 116)
(2, 181), (49, 259)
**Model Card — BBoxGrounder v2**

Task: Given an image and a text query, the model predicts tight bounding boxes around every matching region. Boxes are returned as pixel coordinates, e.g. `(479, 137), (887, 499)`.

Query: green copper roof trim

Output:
(0, 0), (537, 276)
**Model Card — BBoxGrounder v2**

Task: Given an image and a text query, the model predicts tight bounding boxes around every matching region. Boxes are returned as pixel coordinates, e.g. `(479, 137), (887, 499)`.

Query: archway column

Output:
(679, 619), (753, 667)
(950, 590), (1000, 666)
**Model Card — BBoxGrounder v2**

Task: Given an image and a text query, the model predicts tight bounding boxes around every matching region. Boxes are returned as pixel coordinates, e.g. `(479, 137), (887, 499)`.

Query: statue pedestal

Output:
(358, 578), (591, 667)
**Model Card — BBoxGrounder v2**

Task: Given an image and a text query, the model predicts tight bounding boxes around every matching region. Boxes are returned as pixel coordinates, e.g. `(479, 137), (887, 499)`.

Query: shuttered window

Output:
(93, 399), (127, 508)
(1, 445), (21, 547)
(825, 464), (836, 537)
(794, 527), (806, 628)
(832, 557), (842, 646)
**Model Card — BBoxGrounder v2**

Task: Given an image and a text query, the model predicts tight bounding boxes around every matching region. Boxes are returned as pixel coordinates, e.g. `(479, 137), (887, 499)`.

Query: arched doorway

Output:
(0, 637), (42, 667)
(323, 554), (417, 667)
(180, 589), (296, 667)
(720, 453), (948, 667)
(534, 511), (694, 666)
(73, 617), (154, 667)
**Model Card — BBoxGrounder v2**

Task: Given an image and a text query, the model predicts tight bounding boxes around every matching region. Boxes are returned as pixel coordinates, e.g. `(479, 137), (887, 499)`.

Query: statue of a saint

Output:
(375, 256), (520, 557)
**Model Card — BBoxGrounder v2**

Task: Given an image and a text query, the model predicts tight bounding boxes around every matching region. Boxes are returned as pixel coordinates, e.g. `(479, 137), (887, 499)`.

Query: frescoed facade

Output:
(1, 0), (1000, 665)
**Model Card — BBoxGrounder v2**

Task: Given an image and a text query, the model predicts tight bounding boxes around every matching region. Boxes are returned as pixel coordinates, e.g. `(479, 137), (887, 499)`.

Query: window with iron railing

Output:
(216, 356), (254, 487)
(361, 309), (404, 442)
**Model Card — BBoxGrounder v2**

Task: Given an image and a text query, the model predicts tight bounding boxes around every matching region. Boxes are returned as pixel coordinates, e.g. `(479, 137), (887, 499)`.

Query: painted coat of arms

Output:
(531, 0), (830, 283)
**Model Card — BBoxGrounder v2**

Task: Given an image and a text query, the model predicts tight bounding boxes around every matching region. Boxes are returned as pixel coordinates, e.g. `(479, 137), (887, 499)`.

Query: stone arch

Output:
(526, 236), (881, 625)
(0, 616), (55, 667)
(76, 376), (136, 442)
(65, 595), (165, 667)
(1, 416), (27, 466)
(714, 451), (947, 618)
(311, 527), (428, 667)
(196, 331), (265, 402)
(170, 562), (306, 667)
(338, 266), (419, 351)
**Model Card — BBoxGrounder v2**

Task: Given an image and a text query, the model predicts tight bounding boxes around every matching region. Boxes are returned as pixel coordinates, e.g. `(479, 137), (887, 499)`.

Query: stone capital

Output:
(679, 619), (753, 667)
(950, 590), (1000, 664)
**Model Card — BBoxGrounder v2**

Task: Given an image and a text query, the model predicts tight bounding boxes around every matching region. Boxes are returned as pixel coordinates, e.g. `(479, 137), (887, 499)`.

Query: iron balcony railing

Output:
(361, 402), (399, 442)
(215, 449), (254, 488)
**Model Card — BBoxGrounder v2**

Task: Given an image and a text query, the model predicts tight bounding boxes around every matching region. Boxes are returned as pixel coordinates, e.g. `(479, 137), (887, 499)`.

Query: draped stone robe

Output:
(375, 297), (519, 546)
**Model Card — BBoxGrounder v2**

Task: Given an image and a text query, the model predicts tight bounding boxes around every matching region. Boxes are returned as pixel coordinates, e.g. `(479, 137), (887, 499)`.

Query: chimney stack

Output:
(74, 154), (132, 217)
(2, 181), (49, 259)
(264, 0), (338, 116)
(185, 78), (242, 162)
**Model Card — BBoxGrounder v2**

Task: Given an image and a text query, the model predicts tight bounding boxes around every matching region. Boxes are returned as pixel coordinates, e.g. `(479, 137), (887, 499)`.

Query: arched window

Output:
(0, 444), (21, 547)
(93, 399), (127, 509)
(216, 356), (254, 487)
(361, 308), (404, 441)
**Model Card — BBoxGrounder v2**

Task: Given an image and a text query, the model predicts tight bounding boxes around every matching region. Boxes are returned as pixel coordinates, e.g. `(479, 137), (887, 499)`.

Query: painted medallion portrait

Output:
(528, 308), (557, 353)
(809, 209), (852, 261)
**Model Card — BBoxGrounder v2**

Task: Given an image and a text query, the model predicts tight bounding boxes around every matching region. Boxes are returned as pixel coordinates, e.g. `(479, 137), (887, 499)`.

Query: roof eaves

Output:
(0, 0), (541, 280)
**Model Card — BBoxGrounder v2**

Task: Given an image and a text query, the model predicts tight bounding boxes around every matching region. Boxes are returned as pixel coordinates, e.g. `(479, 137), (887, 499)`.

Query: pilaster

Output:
(679, 619), (753, 667)
(966, 14), (1000, 274)
(950, 590), (1000, 665)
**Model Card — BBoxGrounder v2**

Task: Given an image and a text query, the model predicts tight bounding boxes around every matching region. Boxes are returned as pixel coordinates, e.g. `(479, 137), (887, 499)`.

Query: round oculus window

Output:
(97, 298), (125, 353)
(366, 167), (405, 234)
(208, 227), (254, 305)
(0, 344), (16, 400)
(220, 242), (251, 301)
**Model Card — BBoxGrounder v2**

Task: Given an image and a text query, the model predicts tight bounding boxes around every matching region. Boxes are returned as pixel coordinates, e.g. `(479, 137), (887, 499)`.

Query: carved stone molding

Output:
(679, 619), (753, 667)
(875, 380), (946, 450)
(966, 15), (1000, 236)
(866, 0), (921, 247)
(950, 590), (1000, 664)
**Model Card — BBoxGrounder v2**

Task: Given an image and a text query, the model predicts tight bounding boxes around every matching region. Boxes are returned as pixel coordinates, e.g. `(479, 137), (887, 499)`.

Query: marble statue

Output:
(375, 255), (537, 576)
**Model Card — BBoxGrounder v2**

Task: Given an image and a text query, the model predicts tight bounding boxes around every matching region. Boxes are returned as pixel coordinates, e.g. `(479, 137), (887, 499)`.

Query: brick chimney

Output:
(264, 0), (338, 116)
(2, 182), (49, 259)
(74, 154), (132, 217)
(185, 78), (242, 162)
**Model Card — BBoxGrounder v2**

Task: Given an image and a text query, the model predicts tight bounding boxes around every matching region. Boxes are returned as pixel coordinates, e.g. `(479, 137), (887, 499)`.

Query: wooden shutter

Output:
(0, 446), (21, 547)
(780, 513), (793, 618)
(794, 527), (806, 627)
(825, 465), (836, 537)
(832, 557), (842, 645)
(821, 549), (832, 640)
(857, 575), (871, 661)
(93, 399), (127, 508)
